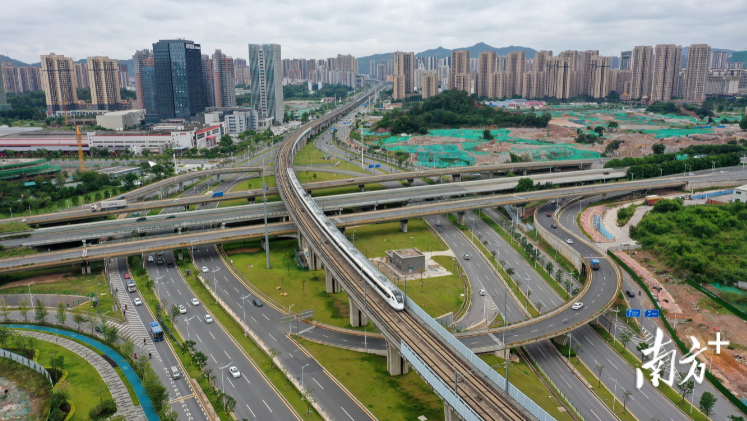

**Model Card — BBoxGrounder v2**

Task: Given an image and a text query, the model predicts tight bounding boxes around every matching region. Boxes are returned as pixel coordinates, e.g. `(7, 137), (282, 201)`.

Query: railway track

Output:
(275, 87), (529, 421)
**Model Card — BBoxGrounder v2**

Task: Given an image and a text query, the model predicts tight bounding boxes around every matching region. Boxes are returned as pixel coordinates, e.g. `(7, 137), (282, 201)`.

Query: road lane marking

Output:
(262, 314), (270, 321)
(210, 354), (217, 363)
(606, 358), (618, 370)
(268, 334), (277, 341)
(341, 407), (354, 420)
(209, 332), (216, 340)
(195, 334), (202, 343)
(245, 404), (256, 417)
(313, 378), (324, 390)
(262, 400), (272, 412)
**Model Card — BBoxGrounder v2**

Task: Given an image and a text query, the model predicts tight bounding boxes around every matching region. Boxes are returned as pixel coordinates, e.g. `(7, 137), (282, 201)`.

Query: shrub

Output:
(101, 398), (117, 414)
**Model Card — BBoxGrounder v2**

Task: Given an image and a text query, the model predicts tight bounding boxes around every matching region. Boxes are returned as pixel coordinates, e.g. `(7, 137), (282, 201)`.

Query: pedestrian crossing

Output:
(107, 259), (161, 362)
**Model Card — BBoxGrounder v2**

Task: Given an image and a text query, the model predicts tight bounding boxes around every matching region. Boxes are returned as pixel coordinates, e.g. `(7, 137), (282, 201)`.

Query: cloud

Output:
(1, 0), (745, 63)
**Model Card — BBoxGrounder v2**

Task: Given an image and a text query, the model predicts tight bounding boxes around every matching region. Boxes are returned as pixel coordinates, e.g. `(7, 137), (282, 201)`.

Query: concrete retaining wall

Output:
(534, 207), (585, 272)
(687, 176), (747, 191)
(0, 293), (90, 308)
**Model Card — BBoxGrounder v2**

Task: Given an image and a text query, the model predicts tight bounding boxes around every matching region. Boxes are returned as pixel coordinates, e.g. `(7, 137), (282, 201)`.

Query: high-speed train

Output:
(288, 168), (405, 311)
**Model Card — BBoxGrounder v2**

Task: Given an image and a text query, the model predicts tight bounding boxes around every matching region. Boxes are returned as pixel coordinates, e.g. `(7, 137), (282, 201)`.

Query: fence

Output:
(0, 348), (53, 385)
(690, 189), (733, 200)
(592, 215), (615, 240)
(405, 298), (558, 421)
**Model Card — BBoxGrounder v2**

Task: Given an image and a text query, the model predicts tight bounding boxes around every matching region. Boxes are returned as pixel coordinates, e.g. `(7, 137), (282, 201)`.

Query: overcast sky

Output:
(3, 0), (746, 63)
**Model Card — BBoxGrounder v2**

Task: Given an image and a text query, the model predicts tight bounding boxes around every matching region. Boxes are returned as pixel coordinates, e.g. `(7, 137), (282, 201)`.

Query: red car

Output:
(546, 212), (552, 217)
(124, 273), (131, 279)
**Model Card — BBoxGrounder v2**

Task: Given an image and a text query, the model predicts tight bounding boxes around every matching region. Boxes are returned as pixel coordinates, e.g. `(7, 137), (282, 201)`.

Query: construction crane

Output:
(76, 126), (85, 172)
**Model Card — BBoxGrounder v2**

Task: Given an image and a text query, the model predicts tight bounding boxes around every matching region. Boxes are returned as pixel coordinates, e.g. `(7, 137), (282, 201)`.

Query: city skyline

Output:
(1, 0), (746, 64)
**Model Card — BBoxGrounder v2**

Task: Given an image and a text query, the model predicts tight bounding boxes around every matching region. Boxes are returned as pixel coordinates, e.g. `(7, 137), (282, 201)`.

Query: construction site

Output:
(362, 106), (747, 168)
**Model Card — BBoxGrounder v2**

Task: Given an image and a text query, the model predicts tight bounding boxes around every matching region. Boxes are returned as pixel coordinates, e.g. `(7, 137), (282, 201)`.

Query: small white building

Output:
(95, 110), (145, 130)
(732, 184), (747, 203)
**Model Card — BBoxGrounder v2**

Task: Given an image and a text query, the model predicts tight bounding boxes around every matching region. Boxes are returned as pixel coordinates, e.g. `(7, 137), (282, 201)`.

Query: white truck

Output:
(91, 200), (127, 212)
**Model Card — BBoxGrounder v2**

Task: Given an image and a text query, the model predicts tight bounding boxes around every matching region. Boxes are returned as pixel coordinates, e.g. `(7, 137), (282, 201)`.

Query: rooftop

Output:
(101, 109), (144, 116)
(390, 248), (424, 258)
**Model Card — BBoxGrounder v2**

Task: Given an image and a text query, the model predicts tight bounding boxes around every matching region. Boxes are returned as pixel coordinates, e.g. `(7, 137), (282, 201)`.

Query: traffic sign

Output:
(368, 164), (374, 169)
(644, 309), (660, 318)
(375, 164), (381, 168)
(626, 309), (641, 318)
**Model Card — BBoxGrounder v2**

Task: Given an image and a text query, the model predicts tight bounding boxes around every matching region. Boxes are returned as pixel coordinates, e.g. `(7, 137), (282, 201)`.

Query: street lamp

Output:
(184, 315), (195, 340)
(608, 376), (619, 411)
(220, 363), (232, 394)
(211, 267), (220, 292)
(241, 294), (252, 324)
(302, 363), (310, 389)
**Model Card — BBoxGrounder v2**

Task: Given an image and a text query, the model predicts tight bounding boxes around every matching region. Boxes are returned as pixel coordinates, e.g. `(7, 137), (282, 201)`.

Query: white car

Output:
(133, 298), (142, 306)
(719, 170), (725, 174)
(178, 305), (187, 314)
(201, 266), (209, 273)
(479, 289), (486, 296)
(572, 302), (584, 310)
(464, 254), (471, 260)
(191, 298), (200, 306)
(229, 366), (241, 378)
(565, 239), (574, 244)
(204, 314), (213, 324)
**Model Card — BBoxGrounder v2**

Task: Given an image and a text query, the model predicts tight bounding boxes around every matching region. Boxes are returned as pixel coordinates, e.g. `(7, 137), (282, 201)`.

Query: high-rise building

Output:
(650, 44), (682, 102)
(630, 46), (654, 99)
(589, 55), (611, 99)
(369, 59), (376, 77)
(377, 63), (387, 81)
(609, 69), (632, 95)
(74, 63), (89, 89)
(118, 63), (129, 88)
(475, 51), (496, 98)
(522, 71), (545, 99)
(496, 55), (508, 72)
(1, 62), (20, 93)
(730, 51), (747, 67)
(450, 50), (471, 93)
(133, 49), (159, 123)
(153, 39), (206, 120)
(249, 43), (283, 123)
(620, 51), (632, 70)
(488, 71), (509, 99)
(0, 56), (7, 110)
(578, 50), (599, 96)
(392, 51), (414, 100)
(535, 51), (552, 74)
(682, 44), (711, 101)
(506, 51), (526, 98)
(336, 54), (358, 75)
(234, 58), (248, 86)
(546, 56), (576, 100)
(40, 53), (78, 112)
(16, 66), (42, 92)
(211, 50), (236, 108)
(87, 56), (122, 111)
(421, 73), (438, 99)
(610, 56), (620, 70)
(202, 55), (216, 109)
(709, 51), (729, 69)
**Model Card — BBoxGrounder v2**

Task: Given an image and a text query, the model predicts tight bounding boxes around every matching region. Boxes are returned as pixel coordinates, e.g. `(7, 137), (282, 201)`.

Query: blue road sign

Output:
(375, 164), (381, 168)
(644, 309), (660, 318)
(368, 164), (374, 169)
(626, 309), (641, 318)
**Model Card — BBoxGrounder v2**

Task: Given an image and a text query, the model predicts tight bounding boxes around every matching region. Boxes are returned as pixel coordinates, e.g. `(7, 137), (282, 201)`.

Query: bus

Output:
(126, 281), (137, 292)
(149, 321), (164, 342)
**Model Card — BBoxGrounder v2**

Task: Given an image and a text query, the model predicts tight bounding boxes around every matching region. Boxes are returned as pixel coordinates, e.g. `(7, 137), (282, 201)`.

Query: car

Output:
(572, 302), (584, 310)
(603, 172), (610, 175)
(229, 366), (241, 378)
(204, 314), (213, 324)
(565, 239), (574, 244)
(551, 224), (557, 229)
(157, 258), (164, 265)
(178, 305), (187, 314)
(134, 298), (142, 306)
(167, 262), (174, 268)
(136, 217), (146, 222)
(94, 324), (104, 333)
(479, 289), (486, 296)
(157, 251), (163, 256)
(202, 266), (209, 273)
(626, 290), (635, 298)
(546, 212), (552, 217)
(252, 299), (264, 307)
(148, 256), (154, 263)
(191, 298), (200, 306)
(688, 172), (695, 176)
(174, 199), (181, 203)
(464, 254), (471, 260)
(124, 273), (131, 279)
(719, 170), (725, 174)
(166, 215), (176, 219)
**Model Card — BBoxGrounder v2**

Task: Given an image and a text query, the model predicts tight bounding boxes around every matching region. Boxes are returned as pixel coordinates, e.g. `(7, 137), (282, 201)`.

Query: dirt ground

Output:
(225, 247), (261, 255)
(0, 270), (71, 289)
(630, 250), (747, 398)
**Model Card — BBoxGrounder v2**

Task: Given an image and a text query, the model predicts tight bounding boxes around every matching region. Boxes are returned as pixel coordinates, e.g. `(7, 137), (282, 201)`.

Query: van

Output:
(148, 255), (154, 263)
(170, 366), (181, 380)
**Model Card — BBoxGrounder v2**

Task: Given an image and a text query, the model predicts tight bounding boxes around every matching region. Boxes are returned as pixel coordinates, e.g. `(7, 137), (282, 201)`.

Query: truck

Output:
(126, 280), (137, 292)
(212, 191), (224, 198)
(644, 195), (661, 206)
(591, 259), (600, 270)
(91, 200), (127, 212)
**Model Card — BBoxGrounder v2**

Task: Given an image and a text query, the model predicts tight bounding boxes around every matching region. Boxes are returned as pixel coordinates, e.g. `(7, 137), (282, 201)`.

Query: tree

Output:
(675, 372), (694, 404)
(622, 389), (632, 414)
(505, 268), (516, 277)
(268, 348), (282, 373)
(594, 126), (605, 137)
(55, 302), (67, 326)
(71, 196), (79, 206)
(563, 279), (573, 298)
(652, 143), (666, 154)
(535, 300), (543, 313)
(170, 304), (181, 325)
(619, 329), (633, 353)
(607, 121), (619, 129)
(34, 300), (49, 324)
(727, 416), (746, 421)
(0, 325), (14, 349)
(594, 363), (605, 386)
(515, 178), (535, 193)
(545, 262), (554, 277)
(636, 342), (651, 363)
(222, 394), (237, 413)
(144, 370), (169, 413)
(302, 387), (316, 416)
(699, 391), (717, 417)
(482, 129), (494, 140)
(103, 323), (119, 345)
(525, 288), (532, 309)
(740, 115), (747, 131)
(0, 298), (10, 321)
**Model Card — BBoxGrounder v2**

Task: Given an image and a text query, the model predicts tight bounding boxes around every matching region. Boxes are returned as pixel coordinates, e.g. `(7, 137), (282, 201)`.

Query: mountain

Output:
(357, 43), (537, 75)
(0, 55), (34, 67)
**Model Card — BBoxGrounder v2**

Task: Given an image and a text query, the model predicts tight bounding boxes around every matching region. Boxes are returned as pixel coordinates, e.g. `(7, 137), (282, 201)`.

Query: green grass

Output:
(0, 185), (130, 220)
(0, 246), (37, 259)
(403, 256), (465, 318)
(616, 205), (639, 226)
(297, 338), (445, 421)
(479, 353), (574, 421)
(296, 171), (385, 198)
(0, 221), (31, 233)
(0, 262), (120, 320)
(589, 324), (711, 421)
(294, 140), (340, 167)
(29, 332), (115, 421)
(220, 175), (280, 207)
(348, 219), (448, 258)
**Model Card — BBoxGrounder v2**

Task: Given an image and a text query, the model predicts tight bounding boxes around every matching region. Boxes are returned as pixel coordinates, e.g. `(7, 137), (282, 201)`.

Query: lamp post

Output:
(608, 376), (618, 411)
(220, 363), (231, 394)
(302, 363), (310, 389)
(211, 267), (220, 293)
(241, 294), (252, 324)
(184, 315), (195, 340)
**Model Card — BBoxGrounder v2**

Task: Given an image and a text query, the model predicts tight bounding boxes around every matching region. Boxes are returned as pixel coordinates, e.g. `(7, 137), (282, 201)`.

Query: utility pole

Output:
(263, 180), (270, 269)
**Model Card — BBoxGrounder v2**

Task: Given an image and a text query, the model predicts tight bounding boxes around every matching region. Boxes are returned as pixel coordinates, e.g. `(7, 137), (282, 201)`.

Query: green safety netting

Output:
(361, 129), (390, 136)
(641, 128), (714, 139)
(385, 143), (476, 168)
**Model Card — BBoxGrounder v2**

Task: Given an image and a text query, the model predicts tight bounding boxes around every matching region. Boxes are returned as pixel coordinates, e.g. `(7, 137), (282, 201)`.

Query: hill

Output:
(357, 43), (537, 75)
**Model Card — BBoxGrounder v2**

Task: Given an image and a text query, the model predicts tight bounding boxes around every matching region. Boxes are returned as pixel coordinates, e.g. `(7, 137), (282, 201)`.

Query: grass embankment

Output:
(294, 140), (340, 167)
(0, 347), (52, 420)
(297, 339), (444, 421)
(616, 204), (639, 226)
(0, 262), (120, 320)
(0, 221), (32, 233)
(297, 171), (385, 198)
(590, 324), (711, 421)
(220, 175), (279, 207)
(480, 353), (574, 421)
(0, 246), (37, 259)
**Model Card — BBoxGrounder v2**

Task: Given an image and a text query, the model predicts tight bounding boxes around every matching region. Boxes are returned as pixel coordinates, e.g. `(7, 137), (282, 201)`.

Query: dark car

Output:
(603, 172), (610, 175)
(252, 299), (264, 307)
(626, 290), (635, 298)
(166, 215), (176, 219)
(136, 217), (146, 222)
(94, 324), (104, 333)
(551, 224), (557, 229)
(167, 262), (174, 268)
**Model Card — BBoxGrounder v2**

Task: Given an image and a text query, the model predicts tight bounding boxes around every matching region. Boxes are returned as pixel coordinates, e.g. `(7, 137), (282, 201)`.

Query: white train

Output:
(288, 167), (405, 311)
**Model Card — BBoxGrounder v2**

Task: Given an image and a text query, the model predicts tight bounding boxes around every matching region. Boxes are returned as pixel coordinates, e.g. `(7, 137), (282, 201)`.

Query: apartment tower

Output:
(392, 51), (414, 100)
(87, 56), (122, 111)
(650, 44), (682, 102)
(421, 73), (438, 99)
(202, 54), (216, 108)
(630, 46), (654, 99)
(16, 66), (42, 92)
(620, 51), (632, 70)
(133, 49), (159, 123)
(0, 56), (7, 109)
(40, 53), (78, 112)
(475, 51), (496, 97)
(589, 55), (611, 99)
(507, 51), (526, 98)
(74, 63), (89, 89)
(450, 50), (471, 93)
(249, 43), (283, 123)
(211, 50), (236, 108)
(682, 44), (711, 101)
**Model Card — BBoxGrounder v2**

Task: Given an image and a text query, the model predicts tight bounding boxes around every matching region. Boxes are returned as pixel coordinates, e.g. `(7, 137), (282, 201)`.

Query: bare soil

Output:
(225, 247), (261, 255)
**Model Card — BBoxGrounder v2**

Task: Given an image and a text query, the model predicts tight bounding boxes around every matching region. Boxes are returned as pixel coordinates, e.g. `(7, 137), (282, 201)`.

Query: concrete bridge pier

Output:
(516, 204), (526, 218)
(456, 211), (466, 225)
(220, 222), (226, 229)
(387, 342), (409, 376)
(178, 181), (185, 191)
(308, 248), (323, 271)
(216, 174), (222, 183)
(406, 178), (415, 186)
(451, 173), (461, 183)
(349, 296), (368, 327)
(601, 193), (607, 200)
(522, 169), (528, 176)
(298, 232), (306, 250)
(247, 197), (255, 204)
(359, 184), (365, 192)
(400, 219), (408, 232)
(325, 270), (341, 293)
